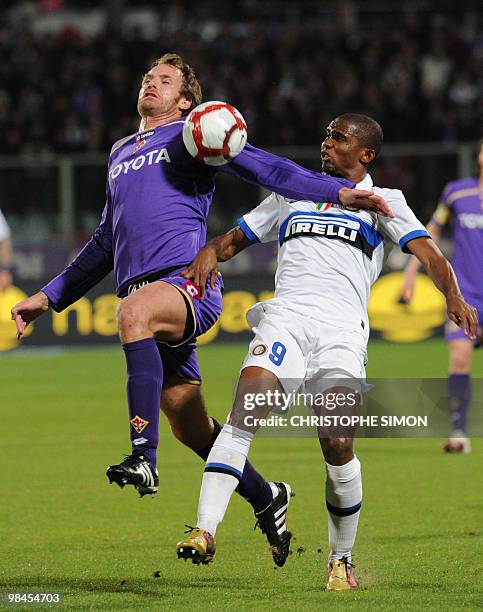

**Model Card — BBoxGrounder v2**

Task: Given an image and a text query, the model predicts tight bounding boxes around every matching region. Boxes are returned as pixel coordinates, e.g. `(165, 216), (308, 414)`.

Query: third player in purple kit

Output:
(403, 139), (483, 453)
(11, 53), (391, 562)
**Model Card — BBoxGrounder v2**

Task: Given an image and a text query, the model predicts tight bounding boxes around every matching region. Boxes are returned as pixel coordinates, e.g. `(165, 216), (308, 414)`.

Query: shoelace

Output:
(120, 454), (149, 468)
(339, 556), (355, 569)
(183, 524), (196, 534)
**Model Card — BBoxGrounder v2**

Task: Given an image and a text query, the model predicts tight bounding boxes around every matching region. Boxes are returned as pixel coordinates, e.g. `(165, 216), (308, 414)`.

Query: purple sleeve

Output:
(439, 183), (452, 207)
(42, 198), (114, 312)
(221, 143), (355, 202)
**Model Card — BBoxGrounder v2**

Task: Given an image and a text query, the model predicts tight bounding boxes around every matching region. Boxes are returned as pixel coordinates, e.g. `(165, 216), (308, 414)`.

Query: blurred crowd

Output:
(0, 1), (482, 155)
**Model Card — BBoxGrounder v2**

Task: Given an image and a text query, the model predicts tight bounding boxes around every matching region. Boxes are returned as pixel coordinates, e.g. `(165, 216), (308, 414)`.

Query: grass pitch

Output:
(0, 340), (482, 610)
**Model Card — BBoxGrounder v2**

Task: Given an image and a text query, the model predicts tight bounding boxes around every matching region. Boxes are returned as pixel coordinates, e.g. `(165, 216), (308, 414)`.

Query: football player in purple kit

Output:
(403, 139), (483, 453)
(11, 53), (391, 565)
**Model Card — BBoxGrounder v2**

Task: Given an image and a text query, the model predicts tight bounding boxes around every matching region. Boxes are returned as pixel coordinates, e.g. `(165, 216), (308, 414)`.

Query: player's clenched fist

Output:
(11, 291), (50, 339)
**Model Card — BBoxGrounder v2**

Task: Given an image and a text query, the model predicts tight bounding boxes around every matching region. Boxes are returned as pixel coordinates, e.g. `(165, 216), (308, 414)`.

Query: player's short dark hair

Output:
(337, 113), (384, 158)
(151, 53), (202, 114)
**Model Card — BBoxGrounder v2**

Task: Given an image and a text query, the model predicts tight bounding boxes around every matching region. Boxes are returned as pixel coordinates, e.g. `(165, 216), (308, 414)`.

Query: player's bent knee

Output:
(117, 296), (151, 339)
(450, 354), (472, 373)
(449, 341), (473, 373)
(320, 437), (354, 465)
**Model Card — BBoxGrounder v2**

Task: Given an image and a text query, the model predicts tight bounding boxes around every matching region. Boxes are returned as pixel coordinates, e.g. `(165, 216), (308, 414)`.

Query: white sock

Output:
(197, 424), (254, 535)
(325, 456), (362, 563)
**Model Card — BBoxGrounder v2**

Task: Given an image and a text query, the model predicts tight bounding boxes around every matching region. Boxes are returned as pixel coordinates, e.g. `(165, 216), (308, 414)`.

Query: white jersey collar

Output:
(356, 174), (373, 190)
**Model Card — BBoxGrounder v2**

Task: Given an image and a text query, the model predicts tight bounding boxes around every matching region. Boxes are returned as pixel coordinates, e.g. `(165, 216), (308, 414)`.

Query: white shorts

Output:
(242, 302), (368, 396)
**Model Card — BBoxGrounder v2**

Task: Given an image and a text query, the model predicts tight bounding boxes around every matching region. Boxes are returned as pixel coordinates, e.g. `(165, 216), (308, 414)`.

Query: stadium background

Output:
(0, 2), (482, 610)
(0, 0), (482, 351)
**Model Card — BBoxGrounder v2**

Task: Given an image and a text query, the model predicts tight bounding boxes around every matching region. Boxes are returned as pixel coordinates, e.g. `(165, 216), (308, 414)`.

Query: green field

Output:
(1, 340), (482, 610)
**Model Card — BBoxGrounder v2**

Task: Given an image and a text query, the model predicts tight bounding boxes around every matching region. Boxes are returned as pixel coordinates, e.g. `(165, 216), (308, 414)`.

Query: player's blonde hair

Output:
(151, 53), (202, 114)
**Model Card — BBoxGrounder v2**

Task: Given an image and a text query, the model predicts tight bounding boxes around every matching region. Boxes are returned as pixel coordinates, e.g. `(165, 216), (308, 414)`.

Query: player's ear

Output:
(360, 148), (376, 165)
(179, 97), (192, 112)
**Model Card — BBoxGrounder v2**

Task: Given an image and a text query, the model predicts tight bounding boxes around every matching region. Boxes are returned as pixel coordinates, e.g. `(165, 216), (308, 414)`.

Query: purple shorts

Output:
(126, 272), (223, 383)
(445, 290), (483, 343)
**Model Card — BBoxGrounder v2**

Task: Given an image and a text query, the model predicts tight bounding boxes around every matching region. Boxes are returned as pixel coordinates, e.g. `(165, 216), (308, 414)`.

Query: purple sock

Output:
(123, 338), (163, 467)
(448, 373), (471, 434)
(195, 418), (272, 512)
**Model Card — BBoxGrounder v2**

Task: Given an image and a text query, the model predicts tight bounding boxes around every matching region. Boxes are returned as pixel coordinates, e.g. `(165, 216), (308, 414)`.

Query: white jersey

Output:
(0, 209), (10, 242)
(238, 174), (428, 332)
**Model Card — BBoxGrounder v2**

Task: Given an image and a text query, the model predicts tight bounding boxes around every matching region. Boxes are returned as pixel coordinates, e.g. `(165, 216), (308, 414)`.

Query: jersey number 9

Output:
(269, 341), (286, 366)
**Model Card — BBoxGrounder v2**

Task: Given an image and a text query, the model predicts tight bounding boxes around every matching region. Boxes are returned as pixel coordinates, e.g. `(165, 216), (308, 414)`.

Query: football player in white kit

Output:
(176, 114), (478, 589)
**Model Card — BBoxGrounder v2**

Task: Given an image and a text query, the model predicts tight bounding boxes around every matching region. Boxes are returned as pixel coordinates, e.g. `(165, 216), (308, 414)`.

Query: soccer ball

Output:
(183, 101), (248, 166)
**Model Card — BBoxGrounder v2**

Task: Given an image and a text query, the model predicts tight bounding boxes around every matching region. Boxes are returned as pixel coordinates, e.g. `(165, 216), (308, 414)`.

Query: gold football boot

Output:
(176, 527), (216, 565)
(326, 557), (358, 591)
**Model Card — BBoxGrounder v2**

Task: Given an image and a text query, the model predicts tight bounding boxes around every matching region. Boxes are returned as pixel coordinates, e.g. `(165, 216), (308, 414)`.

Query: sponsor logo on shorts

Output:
(130, 416), (149, 434)
(127, 279), (150, 294)
(183, 280), (200, 299)
(252, 343), (268, 356)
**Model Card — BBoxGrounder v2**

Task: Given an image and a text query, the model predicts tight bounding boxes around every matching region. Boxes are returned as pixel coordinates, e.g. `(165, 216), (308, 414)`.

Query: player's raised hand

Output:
(11, 291), (50, 339)
(447, 294), (478, 340)
(339, 188), (395, 218)
(181, 245), (219, 299)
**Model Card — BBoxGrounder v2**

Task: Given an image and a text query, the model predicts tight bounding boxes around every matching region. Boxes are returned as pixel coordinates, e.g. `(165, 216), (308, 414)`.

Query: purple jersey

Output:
(432, 177), (483, 299)
(42, 118), (353, 311)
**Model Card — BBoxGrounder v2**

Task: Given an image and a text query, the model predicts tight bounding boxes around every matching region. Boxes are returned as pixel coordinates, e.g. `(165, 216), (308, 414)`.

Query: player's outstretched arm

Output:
(42, 199), (114, 312)
(223, 144), (394, 217)
(402, 220), (442, 303)
(408, 237), (478, 339)
(181, 227), (251, 298)
(11, 291), (50, 339)
(11, 202), (114, 338)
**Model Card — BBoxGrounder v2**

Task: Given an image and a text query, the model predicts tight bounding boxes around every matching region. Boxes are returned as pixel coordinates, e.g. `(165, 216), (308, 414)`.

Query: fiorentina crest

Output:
(130, 415), (149, 434)
(134, 139), (147, 152)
